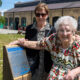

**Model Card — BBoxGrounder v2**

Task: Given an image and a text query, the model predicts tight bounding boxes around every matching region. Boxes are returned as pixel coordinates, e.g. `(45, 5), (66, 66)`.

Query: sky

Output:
(0, 0), (34, 15)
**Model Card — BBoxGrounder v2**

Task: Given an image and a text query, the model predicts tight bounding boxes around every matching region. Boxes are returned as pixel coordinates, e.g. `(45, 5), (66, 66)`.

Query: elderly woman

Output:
(10, 16), (80, 80)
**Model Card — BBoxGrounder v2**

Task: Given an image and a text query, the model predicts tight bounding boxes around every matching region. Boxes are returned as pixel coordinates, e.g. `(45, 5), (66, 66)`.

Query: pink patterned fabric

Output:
(40, 34), (80, 80)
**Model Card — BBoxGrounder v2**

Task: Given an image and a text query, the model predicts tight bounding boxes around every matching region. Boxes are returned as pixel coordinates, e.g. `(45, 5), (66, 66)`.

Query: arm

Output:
(9, 38), (43, 50)
(63, 67), (80, 80)
(23, 40), (42, 50)
(9, 34), (52, 51)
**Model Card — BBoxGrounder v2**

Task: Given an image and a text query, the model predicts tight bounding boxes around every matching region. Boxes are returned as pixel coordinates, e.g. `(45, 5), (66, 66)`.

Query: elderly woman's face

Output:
(58, 24), (73, 43)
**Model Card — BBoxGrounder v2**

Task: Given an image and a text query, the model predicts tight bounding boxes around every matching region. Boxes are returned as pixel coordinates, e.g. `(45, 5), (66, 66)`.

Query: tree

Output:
(0, 16), (5, 24)
(0, 0), (2, 6)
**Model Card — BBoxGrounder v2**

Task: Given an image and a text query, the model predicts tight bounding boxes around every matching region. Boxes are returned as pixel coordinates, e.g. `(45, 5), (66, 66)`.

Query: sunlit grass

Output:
(0, 34), (24, 80)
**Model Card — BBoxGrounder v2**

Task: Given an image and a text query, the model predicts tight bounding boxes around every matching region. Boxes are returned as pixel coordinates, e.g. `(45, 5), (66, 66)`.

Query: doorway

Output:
(15, 17), (19, 30)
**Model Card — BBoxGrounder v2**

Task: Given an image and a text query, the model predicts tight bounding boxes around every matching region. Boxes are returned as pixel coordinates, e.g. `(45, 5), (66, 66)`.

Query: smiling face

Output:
(58, 24), (73, 44)
(54, 16), (77, 48)
(35, 8), (48, 24)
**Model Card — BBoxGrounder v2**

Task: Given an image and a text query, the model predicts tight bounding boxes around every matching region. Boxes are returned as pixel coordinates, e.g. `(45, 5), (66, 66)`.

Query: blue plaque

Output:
(6, 45), (30, 78)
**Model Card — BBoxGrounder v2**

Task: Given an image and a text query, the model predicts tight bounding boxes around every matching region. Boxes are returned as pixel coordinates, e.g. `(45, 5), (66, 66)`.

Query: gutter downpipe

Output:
(62, 8), (63, 16)
(13, 12), (15, 30)
(31, 11), (32, 24)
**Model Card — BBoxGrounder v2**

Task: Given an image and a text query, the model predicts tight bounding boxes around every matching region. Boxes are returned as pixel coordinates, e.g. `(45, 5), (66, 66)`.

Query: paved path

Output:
(0, 29), (18, 34)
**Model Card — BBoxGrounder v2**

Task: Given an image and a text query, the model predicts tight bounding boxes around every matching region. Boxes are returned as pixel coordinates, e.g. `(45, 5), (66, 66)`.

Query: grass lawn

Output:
(0, 34), (24, 80)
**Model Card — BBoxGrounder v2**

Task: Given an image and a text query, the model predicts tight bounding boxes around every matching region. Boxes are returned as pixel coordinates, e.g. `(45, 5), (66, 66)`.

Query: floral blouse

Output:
(39, 33), (80, 80)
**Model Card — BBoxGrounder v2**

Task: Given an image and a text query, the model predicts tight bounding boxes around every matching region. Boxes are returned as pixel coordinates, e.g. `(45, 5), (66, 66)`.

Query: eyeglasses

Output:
(35, 13), (47, 17)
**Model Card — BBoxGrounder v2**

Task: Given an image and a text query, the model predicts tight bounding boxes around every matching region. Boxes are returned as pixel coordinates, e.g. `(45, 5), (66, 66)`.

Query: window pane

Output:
(33, 17), (36, 23)
(52, 16), (59, 26)
(21, 17), (26, 27)
(9, 17), (13, 26)
(5, 18), (8, 26)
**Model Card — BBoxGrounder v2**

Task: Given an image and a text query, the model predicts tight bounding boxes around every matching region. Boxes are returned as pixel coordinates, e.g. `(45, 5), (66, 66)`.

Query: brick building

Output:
(4, 0), (80, 30)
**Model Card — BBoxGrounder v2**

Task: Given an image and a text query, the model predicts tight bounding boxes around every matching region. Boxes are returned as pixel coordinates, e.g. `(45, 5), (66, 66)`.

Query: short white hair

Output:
(54, 16), (78, 31)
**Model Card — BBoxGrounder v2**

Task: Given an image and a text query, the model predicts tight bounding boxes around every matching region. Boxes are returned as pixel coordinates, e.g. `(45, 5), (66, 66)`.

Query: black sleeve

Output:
(25, 24), (33, 39)
(25, 24), (40, 58)
(25, 24), (38, 40)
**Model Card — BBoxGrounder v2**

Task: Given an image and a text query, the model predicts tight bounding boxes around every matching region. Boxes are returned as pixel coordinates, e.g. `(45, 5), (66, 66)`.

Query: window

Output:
(21, 17), (26, 27)
(15, 17), (19, 30)
(5, 18), (8, 26)
(52, 16), (59, 26)
(9, 17), (13, 26)
(33, 17), (36, 23)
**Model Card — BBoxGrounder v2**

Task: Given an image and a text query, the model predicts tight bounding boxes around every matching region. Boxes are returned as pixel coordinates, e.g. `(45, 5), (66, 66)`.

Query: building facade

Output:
(0, 12), (1, 16)
(4, 0), (80, 30)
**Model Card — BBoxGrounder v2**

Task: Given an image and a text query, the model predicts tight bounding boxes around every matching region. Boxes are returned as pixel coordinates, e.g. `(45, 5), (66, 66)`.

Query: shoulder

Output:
(25, 24), (33, 35)
(72, 40), (80, 53)
(47, 24), (56, 36)
(48, 33), (56, 41)
(26, 24), (33, 29)
(44, 33), (56, 44)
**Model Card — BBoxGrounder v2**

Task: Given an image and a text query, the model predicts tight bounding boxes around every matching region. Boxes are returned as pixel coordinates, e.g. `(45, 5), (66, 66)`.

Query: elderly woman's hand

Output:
(75, 34), (80, 41)
(9, 40), (20, 45)
(63, 69), (77, 80)
(9, 38), (28, 46)
(17, 38), (28, 46)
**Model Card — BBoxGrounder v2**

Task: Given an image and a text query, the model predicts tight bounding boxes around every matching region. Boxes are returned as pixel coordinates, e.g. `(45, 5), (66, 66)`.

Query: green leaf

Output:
(0, 0), (2, 6)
